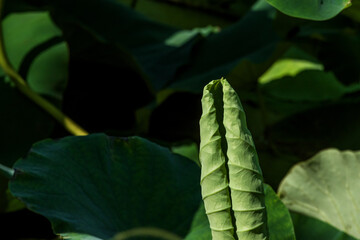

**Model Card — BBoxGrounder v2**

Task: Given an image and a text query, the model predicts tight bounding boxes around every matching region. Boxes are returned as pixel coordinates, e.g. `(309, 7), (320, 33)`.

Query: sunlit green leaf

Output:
(266, 0), (352, 20)
(1, 12), (62, 75)
(279, 149), (360, 239)
(199, 78), (267, 239)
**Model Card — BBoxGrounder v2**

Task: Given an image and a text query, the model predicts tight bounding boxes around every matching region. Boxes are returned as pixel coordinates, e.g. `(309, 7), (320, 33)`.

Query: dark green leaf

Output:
(0, 11), (68, 167)
(261, 70), (360, 102)
(291, 212), (357, 240)
(264, 184), (295, 240)
(10, 134), (201, 239)
(48, 0), (279, 93)
(184, 203), (215, 240)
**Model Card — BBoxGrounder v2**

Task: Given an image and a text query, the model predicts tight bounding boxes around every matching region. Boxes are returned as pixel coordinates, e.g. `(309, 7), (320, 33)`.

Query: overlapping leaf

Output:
(185, 184), (295, 240)
(38, 0), (280, 93)
(0, 11), (68, 168)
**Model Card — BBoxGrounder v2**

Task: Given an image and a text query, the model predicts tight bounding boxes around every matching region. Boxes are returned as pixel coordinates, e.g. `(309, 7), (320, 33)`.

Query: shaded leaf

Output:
(264, 185), (295, 240)
(342, 0), (360, 22)
(0, 11), (68, 167)
(278, 149), (360, 239)
(291, 212), (357, 240)
(261, 70), (360, 102)
(171, 142), (200, 166)
(27, 42), (68, 100)
(10, 134), (201, 239)
(184, 203), (212, 240)
(0, 79), (55, 168)
(48, 0), (279, 93)
(268, 100), (360, 158)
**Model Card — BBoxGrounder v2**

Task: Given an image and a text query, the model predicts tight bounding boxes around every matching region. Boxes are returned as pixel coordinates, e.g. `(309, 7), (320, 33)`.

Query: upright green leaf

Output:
(223, 80), (268, 239)
(184, 184), (296, 240)
(9, 134), (201, 239)
(264, 185), (295, 240)
(199, 79), (268, 240)
(279, 149), (360, 239)
(265, 0), (352, 20)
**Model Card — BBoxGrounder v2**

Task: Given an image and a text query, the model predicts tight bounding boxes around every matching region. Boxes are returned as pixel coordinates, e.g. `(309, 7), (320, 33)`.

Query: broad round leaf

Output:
(279, 149), (360, 239)
(9, 134), (201, 239)
(265, 0), (352, 21)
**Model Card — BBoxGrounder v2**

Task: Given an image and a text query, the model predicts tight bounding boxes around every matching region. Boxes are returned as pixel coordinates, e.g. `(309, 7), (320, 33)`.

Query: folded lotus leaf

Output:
(199, 79), (268, 240)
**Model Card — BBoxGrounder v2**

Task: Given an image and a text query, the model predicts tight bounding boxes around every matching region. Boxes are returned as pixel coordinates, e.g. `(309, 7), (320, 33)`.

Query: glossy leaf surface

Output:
(265, 0), (352, 20)
(10, 134), (201, 239)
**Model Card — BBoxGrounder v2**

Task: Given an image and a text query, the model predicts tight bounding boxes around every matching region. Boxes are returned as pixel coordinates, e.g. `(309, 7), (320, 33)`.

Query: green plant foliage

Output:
(2, 0), (360, 238)
(199, 78), (267, 239)
(291, 212), (357, 240)
(1, 12), (62, 75)
(0, 11), (68, 167)
(258, 47), (324, 84)
(171, 142), (200, 166)
(278, 149), (360, 239)
(185, 184), (295, 240)
(1, 11), (68, 100)
(265, 0), (352, 20)
(264, 185), (295, 240)
(39, 0), (280, 93)
(9, 134), (201, 239)
(261, 70), (360, 102)
(184, 203), (212, 240)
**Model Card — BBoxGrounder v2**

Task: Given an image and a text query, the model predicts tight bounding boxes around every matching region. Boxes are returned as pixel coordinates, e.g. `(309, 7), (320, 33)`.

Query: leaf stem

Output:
(0, 0), (88, 136)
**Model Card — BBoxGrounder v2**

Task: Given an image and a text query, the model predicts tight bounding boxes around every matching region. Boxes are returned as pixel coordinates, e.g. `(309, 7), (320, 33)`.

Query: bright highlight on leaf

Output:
(265, 0), (352, 20)
(199, 78), (268, 240)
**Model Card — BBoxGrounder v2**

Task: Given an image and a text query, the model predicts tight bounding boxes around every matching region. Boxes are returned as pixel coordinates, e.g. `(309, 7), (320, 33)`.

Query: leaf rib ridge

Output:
(200, 79), (268, 240)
